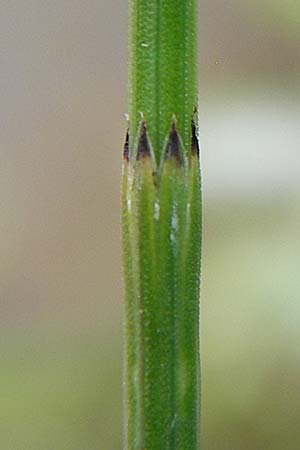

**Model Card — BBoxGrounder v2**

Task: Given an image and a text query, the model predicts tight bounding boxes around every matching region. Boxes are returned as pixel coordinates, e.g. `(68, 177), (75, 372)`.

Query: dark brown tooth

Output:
(191, 119), (200, 157)
(136, 121), (151, 160)
(164, 120), (182, 165)
(123, 128), (129, 161)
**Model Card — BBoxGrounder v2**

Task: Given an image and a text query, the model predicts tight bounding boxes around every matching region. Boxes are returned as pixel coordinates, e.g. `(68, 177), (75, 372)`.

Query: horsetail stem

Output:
(122, 1), (201, 448)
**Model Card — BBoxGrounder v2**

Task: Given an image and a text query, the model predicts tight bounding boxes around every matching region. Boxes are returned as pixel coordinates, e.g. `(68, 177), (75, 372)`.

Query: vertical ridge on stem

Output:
(123, 1), (201, 449)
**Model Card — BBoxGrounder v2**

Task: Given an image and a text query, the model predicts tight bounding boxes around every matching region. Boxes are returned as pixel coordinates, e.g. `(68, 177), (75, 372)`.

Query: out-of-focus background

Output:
(1, 1), (300, 449)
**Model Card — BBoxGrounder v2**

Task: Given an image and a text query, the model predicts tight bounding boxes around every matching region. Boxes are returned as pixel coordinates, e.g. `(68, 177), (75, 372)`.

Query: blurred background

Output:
(1, 1), (300, 449)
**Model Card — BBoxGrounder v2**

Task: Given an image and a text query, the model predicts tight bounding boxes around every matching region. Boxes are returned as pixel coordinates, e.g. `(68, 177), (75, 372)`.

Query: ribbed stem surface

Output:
(128, 0), (197, 162)
(122, 1), (201, 449)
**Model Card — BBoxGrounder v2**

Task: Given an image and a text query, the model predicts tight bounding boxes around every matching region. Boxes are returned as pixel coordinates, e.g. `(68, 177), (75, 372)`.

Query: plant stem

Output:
(128, 0), (197, 163)
(122, 1), (201, 449)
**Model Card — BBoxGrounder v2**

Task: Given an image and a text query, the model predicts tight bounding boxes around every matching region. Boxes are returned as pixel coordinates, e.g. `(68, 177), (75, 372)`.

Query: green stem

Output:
(122, 1), (201, 449)
(128, 0), (197, 162)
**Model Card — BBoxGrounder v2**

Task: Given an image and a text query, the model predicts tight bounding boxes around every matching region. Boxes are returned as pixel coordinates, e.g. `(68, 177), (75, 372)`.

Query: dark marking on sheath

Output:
(191, 119), (200, 157)
(136, 121), (151, 160)
(164, 121), (182, 165)
(123, 128), (129, 161)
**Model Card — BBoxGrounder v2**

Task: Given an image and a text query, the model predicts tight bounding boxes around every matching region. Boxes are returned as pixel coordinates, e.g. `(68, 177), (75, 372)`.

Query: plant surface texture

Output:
(122, 1), (201, 448)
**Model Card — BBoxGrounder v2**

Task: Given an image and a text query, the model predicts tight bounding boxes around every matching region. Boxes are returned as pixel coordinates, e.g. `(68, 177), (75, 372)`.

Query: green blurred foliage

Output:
(2, 200), (300, 449)
(0, 330), (122, 450)
(258, 0), (300, 37)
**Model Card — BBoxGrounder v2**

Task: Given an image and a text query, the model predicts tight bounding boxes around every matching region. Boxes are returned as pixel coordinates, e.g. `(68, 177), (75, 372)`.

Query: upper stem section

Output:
(128, 0), (197, 164)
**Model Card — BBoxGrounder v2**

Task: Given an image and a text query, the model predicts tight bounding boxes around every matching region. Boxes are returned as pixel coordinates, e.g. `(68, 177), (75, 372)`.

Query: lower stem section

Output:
(122, 145), (201, 449)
